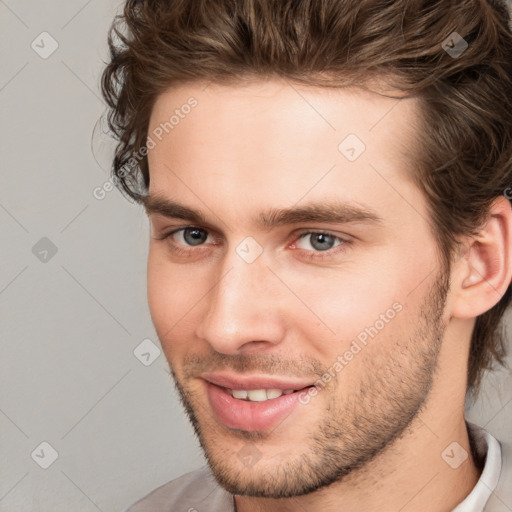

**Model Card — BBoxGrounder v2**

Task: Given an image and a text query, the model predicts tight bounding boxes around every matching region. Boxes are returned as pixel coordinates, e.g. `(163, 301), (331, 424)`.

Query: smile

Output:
(203, 378), (315, 431)
(229, 388), (296, 401)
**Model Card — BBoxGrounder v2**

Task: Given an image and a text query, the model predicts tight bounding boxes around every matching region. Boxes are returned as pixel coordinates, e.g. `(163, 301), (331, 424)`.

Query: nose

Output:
(194, 247), (287, 355)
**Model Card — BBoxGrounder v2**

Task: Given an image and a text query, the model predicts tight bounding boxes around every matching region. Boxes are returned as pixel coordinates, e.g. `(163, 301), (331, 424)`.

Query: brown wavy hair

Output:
(100, 0), (512, 397)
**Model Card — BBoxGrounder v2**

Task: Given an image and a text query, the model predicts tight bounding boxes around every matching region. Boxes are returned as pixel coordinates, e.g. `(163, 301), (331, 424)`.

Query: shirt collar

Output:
(452, 421), (502, 511)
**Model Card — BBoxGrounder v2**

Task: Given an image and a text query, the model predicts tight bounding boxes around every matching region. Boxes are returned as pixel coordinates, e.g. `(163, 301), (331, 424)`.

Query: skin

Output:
(144, 79), (512, 512)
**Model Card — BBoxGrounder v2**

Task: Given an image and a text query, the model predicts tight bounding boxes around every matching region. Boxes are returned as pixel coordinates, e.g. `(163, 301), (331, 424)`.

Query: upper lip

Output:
(201, 372), (316, 391)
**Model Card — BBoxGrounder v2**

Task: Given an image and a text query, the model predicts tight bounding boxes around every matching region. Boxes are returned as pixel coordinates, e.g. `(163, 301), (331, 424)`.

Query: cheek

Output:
(272, 261), (405, 342)
(146, 247), (205, 345)
(271, 249), (427, 365)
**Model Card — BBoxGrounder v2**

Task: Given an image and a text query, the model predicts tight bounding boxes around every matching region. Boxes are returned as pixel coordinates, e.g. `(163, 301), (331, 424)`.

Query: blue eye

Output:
(178, 227), (209, 246)
(295, 232), (343, 252)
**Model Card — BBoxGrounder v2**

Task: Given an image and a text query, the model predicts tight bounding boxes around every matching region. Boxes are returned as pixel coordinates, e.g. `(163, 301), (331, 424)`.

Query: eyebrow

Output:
(142, 194), (383, 230)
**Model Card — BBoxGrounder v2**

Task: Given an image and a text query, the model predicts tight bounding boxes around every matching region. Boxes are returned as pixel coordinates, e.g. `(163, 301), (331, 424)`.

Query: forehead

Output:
(148, 78), (418, 145)
(146, 79), (424, 226)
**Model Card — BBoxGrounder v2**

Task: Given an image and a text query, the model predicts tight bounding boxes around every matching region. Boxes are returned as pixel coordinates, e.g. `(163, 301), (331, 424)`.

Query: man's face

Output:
(145, 80), (451, 498)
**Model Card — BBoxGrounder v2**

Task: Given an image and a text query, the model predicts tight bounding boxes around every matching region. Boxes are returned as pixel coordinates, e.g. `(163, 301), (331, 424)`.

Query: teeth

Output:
(230, 388), (295, 401)
(266, 389), (283, 399)
(247, 389), (268, 401)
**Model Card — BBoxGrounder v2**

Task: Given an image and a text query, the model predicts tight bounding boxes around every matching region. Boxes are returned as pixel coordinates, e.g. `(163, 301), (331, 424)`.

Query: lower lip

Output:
(205, 381), (310, 431)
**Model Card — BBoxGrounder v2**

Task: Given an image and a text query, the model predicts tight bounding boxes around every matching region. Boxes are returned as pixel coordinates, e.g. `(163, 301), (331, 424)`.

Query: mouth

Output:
(201, 373), (317, 431)
(228, 387), (300, 401)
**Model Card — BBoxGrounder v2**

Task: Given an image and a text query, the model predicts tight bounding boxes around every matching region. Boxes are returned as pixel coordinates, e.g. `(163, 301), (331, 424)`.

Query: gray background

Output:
(0, 1), (511, 511)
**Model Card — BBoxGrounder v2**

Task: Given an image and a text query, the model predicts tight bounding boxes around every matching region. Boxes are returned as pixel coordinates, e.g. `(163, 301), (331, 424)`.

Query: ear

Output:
(451, 196), (512, 319)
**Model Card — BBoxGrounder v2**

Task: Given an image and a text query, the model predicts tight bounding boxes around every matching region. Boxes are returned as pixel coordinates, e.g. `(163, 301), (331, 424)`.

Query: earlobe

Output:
(451, 196), (512, 319)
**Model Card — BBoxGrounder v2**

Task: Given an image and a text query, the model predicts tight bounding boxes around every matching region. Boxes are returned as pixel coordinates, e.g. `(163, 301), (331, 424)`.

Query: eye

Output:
(295, 231), (343, 252)
(169, 227), (211, 246)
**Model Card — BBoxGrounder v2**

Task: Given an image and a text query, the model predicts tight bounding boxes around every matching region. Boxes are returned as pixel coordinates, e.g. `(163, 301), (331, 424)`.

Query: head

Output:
(101, 0), (512, 499)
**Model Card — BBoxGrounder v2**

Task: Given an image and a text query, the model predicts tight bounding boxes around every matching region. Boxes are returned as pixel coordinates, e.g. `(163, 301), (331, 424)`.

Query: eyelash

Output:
(155, 226), (351, 261)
